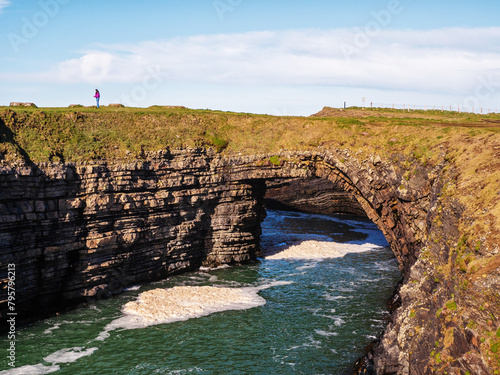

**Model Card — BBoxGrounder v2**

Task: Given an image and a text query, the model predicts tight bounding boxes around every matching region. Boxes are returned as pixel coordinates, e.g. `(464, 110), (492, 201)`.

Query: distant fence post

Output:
(363, 103), (496, 114)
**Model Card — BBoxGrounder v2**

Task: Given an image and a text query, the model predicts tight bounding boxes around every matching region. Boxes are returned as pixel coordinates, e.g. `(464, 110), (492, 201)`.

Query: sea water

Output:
(0, 210), (401, 375)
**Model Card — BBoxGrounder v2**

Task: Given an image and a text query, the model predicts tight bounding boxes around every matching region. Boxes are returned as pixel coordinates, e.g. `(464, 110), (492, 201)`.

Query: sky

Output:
(1, 0), (500, 116)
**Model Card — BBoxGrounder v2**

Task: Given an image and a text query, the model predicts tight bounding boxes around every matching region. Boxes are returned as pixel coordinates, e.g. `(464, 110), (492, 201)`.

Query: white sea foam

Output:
(374, 259), (400, 272)
(306, 334), (322, 348)
(124, 285), (141, 292)
(42, 318), (103, 335)
(165, 368), (205, 374)
(258, 280), (294, 290)
(95, 281), (292, 338)
(358, 277), (384, 283)
(318, 314), (347, 326)
(333, 317), (346, 327)
(263, 240), (380, 260)
(95, 330), (111, 342)
(296, 262), (319, 271)
(198, 264), (231, 272)
(43, 322), (62, 335)
(0, 364), (60, 375)
(322, 293), (352, 302)
(315, 329), (339, 337)
(122, 286), (266, 324)
(287, 337), (323, 351)
(0, 347), (97, 375)
(329, 286), (355, 293)
(342, 266), (360, 275)
(43, 347), (98, 364)
(187, 274), (211, 282)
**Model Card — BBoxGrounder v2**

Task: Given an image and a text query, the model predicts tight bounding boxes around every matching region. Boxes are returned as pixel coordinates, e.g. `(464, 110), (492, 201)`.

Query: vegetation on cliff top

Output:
(1, 105), (499, 162)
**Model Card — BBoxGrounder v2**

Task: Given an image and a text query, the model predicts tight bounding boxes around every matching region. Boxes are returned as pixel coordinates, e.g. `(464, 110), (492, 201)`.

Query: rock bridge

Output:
(2, 147), (491, 374)
(0, 149), (431, 306)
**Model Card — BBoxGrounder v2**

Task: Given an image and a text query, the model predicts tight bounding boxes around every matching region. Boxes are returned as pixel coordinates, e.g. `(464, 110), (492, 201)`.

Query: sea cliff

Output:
(1, 107), (499, 374)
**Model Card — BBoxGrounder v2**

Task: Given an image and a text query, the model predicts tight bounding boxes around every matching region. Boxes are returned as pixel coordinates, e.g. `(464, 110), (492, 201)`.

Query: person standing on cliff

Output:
(94, 89), (100, 108)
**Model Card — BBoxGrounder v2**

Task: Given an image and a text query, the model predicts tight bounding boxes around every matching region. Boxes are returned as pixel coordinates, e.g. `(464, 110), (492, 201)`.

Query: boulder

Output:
(10, 102), (37, 108)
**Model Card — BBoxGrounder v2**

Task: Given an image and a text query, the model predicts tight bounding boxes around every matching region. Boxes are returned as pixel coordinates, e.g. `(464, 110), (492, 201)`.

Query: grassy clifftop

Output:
(1, 105), (499, 163)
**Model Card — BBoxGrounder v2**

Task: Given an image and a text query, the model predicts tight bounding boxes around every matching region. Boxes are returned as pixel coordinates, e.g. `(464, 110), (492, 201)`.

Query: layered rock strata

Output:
(0, 149), (305, 317)
(265, 177), (367, 216)
(0, 147), (498, 374)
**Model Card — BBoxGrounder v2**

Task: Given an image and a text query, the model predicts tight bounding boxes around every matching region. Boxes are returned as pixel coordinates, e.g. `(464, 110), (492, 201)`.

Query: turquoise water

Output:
(1, 210), (401, 375)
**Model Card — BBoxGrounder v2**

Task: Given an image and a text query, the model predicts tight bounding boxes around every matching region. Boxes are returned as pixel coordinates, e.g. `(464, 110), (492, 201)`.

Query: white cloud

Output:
(0, 0), (10, 13)
(54, 52), (142, 83)
(9, 27), (500, 98)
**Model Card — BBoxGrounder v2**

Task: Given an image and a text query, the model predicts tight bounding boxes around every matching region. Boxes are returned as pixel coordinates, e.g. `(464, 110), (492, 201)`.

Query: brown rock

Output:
(10, 102), (37, 107)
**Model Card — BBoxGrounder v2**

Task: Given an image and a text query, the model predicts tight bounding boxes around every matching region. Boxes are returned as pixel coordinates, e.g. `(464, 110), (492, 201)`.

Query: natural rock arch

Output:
(1, 148), (431, 312)
(205, 149), (434, 273)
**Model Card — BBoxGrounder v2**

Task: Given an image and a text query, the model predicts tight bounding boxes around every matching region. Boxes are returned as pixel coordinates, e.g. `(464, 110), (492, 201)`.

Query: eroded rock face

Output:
(0, 148), (498, 374)
(0, 149), (273, 316)
(9, 102), (37, 108)
(265, 177), (367, 216)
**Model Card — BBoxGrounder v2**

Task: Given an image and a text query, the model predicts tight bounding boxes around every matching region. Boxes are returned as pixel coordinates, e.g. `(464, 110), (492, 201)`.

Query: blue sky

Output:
(1, 0), (500, 115)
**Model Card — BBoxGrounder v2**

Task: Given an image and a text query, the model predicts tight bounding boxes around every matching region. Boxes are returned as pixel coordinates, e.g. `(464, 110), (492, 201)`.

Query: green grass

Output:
(1, 106), (499, 162)
(2, 105), (499, 164)
(269, 155), (281, 166)
(0, 106), (251, 162)
(445, 300), (457, 311)
(492, 342), (500, 354)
